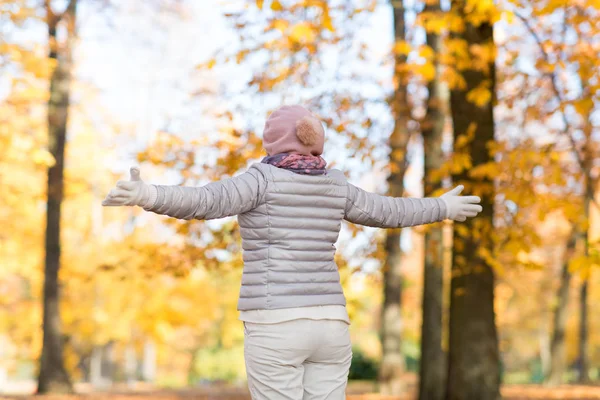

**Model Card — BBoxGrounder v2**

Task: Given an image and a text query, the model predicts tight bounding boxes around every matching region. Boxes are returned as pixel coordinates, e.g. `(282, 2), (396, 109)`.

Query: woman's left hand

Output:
(439, 185), (482, 222)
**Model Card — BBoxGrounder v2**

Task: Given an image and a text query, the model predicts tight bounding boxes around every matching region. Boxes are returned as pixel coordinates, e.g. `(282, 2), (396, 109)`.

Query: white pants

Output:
(244, 319), (353, 400)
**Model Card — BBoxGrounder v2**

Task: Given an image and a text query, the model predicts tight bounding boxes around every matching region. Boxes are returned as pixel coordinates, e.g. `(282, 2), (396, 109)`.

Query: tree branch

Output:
(64, 0), (77, 16)
(514, 11), (585, 170)
(514, 10), (600, 211)
(44, 0), (58, 29)
(46, 0), (77, 25)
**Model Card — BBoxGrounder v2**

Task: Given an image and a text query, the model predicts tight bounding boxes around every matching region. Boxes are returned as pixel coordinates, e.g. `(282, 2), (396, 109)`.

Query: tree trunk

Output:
(577, 189), (592, 383)
(37, 0), (77, 394)
(445, 2), (500, 399)
(142, 339), (157, 382)
(419, 2), (447, 399)
(187, 347), (201, 385)
(539, 318), (551, 381)
(0, 367), (7, 391)
(546, 231), (575, 385)
(103, 342), (116, 383)
(125, 344), (137, 387)
(90, 347), (103, 388)
(379, 0), (411, 395)
(577, 280), (588, 383)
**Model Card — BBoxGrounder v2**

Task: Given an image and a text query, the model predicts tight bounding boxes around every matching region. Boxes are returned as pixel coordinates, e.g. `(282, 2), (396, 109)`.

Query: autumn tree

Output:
(445, 0), (500, 398)
(0, 1), (57, 382)
(522, 3), (600, 383)
(506, 0), (600, 383)
(38, 0), (78, 393)
(548, 230), (576, 384)
(418, 0), (448, 398)
(377, 0), (412, 394)
(0, 0), (194, 390)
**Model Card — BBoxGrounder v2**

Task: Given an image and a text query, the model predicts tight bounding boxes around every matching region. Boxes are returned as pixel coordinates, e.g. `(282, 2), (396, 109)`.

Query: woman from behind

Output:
(103, 105), (481, 400)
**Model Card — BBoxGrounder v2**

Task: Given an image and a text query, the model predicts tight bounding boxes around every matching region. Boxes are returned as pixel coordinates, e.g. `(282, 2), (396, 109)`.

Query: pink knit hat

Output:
(262, 105), (325, 156)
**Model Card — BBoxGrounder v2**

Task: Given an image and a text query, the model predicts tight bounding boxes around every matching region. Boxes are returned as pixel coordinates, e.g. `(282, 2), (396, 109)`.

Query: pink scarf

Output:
(262, 153), (327, 175)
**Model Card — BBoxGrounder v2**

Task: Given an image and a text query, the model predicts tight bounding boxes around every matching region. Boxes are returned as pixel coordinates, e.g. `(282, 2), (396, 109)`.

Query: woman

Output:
(102, 105), (481, 400)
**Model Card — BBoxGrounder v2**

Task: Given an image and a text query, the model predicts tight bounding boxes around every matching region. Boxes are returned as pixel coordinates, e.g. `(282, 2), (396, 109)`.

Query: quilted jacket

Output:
(144, 163), (447, 311)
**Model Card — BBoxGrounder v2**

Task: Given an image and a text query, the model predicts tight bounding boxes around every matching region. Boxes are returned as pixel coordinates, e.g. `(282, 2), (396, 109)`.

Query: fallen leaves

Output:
(3, 385), (600, 400)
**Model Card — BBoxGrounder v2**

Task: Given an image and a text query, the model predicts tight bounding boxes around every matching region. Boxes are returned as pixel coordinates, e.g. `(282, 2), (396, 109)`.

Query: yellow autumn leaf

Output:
(419, 44), (435, 60)
(197, 58), (216, 70)
(155, 321), (175, 342)
(464, 123), (477, 141)
(415, 62), (436, 81)
(465, 0), (500, 25)
(442, 67), (467, 90)
(540, 0), (567, 14)
(447, 38), (469, 59)
(16, 86), (48, 101)
(574, 98), (594, 116)
(449, 153), (472, 173)
(455, 224), (470, 238)
(470, 43), (496, 66)
(478, 247), (505, 276)
(423, 13), (446, 34)
(393, 40), (411, 55)
(455, 134), (471, 149)
(236, 50), (249, 64)
(271, 0), (283, 11)
(445, 13), (465, 33)
(323, 8), (334, 32)
(466, 84), (492, 107)
(32, 148), (56, 167)
(272, 19), (289, 33)
(502, 9), (515, 24)
(470, 163), (499, 179)
(289, 22), (316, 43)
(568, 255), (584, 273)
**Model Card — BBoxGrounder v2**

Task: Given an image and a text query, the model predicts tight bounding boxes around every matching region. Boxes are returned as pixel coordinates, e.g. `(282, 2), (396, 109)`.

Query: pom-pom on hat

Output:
(262, 105), (325, 156)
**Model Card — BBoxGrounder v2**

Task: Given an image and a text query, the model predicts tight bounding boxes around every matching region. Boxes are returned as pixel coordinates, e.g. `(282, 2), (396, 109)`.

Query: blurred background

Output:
(0, 0), (599, 398)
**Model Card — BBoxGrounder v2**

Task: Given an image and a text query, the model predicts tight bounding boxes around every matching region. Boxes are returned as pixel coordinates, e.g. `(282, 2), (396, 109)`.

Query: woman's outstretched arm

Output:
(102, 166), (268, 220)
(344, 183), (481, 228)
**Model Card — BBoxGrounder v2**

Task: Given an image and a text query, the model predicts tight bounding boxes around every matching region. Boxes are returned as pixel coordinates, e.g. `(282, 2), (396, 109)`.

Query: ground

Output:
(2, 385), (600, 400)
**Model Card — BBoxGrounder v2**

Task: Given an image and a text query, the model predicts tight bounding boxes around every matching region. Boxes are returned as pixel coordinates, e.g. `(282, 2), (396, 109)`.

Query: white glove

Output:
(101, 167), (157, 208)
(439, 185), (482, 222)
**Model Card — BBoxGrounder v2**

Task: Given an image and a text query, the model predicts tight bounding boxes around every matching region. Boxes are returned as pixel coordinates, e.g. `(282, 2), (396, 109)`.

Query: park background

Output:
(1, 0), (599, 399)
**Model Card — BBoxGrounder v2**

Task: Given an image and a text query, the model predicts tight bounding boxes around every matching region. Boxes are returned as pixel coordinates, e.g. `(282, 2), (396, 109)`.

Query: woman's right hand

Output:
(102, 167), (156, 208)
